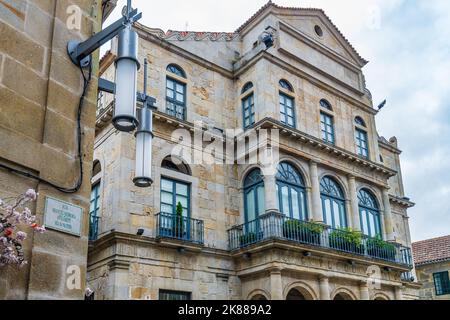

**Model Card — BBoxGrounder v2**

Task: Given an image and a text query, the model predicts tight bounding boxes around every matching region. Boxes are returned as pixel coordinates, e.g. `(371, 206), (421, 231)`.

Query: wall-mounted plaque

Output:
(44, 196), (83, 237)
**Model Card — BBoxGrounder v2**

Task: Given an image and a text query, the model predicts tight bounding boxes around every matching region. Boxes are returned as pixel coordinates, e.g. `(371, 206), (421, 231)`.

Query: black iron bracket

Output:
(67, 8), (142, 68)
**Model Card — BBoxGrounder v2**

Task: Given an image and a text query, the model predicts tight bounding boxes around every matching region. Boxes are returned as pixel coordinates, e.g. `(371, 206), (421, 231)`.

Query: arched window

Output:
(242, 82), (255, 129)
(355, 116), (366, 127)
(166, 64), (187, 120)
(320, 99), (332, 111)
(241, 82), (253, 94)
(243, 168), (265, 223)
(162, 156), (191, 175)
(286, 289), (306, 300)
(354, 117), (369, 158)
(92, 160), (101, 177)
(279, 79), (293, 92)
(358, 189), (382, 238)
(279, 80), (295, 128)
(166, 64), (186, 78)
(320, 176), (347, 229)
(276, 162), (308, 221)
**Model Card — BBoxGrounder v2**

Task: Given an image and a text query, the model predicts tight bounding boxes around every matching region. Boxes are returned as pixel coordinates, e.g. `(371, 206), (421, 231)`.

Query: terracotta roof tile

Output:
(412, 235), (450, 265)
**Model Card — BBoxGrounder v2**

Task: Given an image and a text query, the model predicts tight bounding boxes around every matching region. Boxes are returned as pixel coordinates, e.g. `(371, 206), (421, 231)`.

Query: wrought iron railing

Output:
(228, 212), (413, 268)
(89, 215), (100, 241)
(156, 212), (204, 245)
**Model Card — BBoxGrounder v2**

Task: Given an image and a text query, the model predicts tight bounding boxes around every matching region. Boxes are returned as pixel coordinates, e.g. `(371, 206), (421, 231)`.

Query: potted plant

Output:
(366, 236), (396, 261)
(239, 232), (258, 247)
(329, 228), (365, 254)
(173, 202), (185, 239)
(282, 219), (324, 245)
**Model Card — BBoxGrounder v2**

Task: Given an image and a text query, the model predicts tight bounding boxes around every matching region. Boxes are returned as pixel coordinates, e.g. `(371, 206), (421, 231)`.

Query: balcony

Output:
(228, 212), (413, 269)
(156, 212), (204, 245)
(89, 215), (100, 241)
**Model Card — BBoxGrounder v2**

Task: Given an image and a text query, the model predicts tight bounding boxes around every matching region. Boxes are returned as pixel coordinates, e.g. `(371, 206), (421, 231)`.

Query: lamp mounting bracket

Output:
(67, 8), (142, 68)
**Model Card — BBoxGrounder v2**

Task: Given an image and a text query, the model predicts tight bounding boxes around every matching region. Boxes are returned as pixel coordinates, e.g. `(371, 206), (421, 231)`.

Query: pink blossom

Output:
(25, 189), (37, 201)
(16, 231), (27, 241)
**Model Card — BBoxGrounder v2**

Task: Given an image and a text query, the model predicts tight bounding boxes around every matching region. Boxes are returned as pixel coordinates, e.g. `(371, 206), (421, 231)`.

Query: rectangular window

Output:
(433, 272), (450, 296)
(160, 178), (190, 217)
(355, 128), (369, 158)
(242, 93), (255, 129)
(89, 183), (101, 217)
(166, 78), (186, 120)
(279, 93), (295, 128)
(320, 112), (335, 144)
(159, 290), (191, 300)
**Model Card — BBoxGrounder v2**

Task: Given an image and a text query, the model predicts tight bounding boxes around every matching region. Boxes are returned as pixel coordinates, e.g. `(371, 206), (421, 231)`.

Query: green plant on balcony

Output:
(366, 236), (396, 261)
(173, 202), (185, 238)
(282, 219), (324, 245)
(239, 232), (258, 246)
(329, 228), (364, 254)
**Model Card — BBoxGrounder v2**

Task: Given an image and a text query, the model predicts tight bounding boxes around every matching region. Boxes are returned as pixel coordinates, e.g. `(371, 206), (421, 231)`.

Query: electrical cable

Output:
(0, 61), (92, 194)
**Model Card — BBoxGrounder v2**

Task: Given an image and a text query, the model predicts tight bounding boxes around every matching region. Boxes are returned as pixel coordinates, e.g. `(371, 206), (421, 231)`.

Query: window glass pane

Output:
(161, 204), (173, 214)
(257, 185), (265, 215)
(161, 191), (173, 205)
(176, 183), (188, 196)
(333, 201), (341, 228)
(281, 186), (290, 216)
(175, 196), (188, 210)
(246, 190), (255, 221)
(176, 83), (184, 93)
(161, 179), (173, 192)
(324, 199), (332, 225)
(361, 209), (368, 235)
(167, 80), (174, 89)
(276, 184), (280, 210)
(291, 189), (300, 220)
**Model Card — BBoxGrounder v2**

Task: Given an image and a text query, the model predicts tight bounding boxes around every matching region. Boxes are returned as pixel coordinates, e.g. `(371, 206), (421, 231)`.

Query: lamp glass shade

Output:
(134, 131), (153, 186)
(114, 58), (137, 131)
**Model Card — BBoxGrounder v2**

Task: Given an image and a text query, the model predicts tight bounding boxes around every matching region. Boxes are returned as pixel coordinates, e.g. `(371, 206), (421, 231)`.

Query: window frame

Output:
(320, 111), (335, 145)
(433, 272), (450, 296)
(279, 92), (296, 128)
(89, 182), (101, 218)
(357, 189), (382, 238)
(355, 128), (369, 159)
(243, 169), (265, 224)
(159, 289), (192, 300)
(160, 176), (191, 218)
(320, 176), (347, 229)
(276, 163), (308, 221)
(166, 76), (187, 121)
(242, 92), (255, 130)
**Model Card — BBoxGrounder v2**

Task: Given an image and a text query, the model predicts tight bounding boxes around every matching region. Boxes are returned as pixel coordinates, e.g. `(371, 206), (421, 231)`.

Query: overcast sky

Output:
(104, 0), (450, 242)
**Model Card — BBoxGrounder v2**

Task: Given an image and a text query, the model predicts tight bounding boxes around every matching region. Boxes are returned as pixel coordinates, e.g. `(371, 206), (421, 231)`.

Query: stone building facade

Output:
(88, 2), (420, 300)
(413, 236), (450, 300)
(0, 0), (115, 299)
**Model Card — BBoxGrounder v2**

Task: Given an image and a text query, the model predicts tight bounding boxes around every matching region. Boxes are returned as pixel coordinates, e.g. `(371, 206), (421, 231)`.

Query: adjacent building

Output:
(87, 1), (420, 300)
(0, 0), (115, 299)
(413, 235), (450, 300)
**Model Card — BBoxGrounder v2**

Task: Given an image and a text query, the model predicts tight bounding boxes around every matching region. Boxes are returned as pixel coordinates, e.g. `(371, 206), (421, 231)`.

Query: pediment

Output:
(237, 3), (368, 67)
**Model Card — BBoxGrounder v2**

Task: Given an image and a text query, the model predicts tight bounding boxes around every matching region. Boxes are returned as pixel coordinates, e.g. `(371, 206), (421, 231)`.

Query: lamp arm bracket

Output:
(67, 9), (142, 68)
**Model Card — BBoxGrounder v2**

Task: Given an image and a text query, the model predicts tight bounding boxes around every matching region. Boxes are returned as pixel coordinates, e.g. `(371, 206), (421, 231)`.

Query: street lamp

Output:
(133, 59), (156, 187)
(112, 24), (140, 132)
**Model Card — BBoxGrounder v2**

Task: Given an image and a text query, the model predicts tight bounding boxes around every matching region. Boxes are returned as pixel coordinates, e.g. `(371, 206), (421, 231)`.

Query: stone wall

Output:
(0, 0), (103, 299)
(416, 261), (450, 300)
